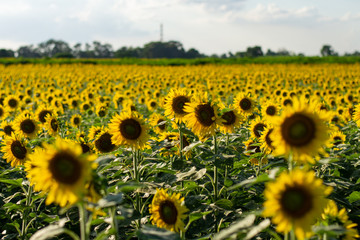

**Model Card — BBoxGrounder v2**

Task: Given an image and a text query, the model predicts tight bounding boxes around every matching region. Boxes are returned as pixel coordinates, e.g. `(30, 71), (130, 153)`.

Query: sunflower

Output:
(70, 114), (82, 128)
(261, 101), (280, 120)
(4, 95), (20, 111)
(328, 130), (346, 150)
(157, 132), (191, 158)
(164, 88), (191, 122)
(44, 114), (60, 136)
(1, 134), (29, 167)
(218, 103), (243, 134)
(353, 104), (360, 127)
(233, 93), (256, 115)
(108, 111), (149, 150)
(13, 113), (40, 139)
(321, 200), (360, 240)
(26, 138), (97, 207)
(0, 121), (15, 138)
(149, 113), (168, 135)
(149, 188), (188, 232)
(0, 105), (7, 119)
(96, 104), (108, 118)
(271, 98), (330, 164)
(260, 127), (275, 154)
(183, 94), (221, 140)
(35, 105), (53, 125)
(249, 117), (267, 139)
(93, 129), (118, 154)
(263, 169), (332, 240)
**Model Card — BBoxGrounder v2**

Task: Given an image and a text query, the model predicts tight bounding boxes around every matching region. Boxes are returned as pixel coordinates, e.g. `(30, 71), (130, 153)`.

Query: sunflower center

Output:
(253, 123), (266, 138)
(239, 98), (252, 111)
(283, 99), (293, 106)
(8, 99), (18, 108)
(281, 113), (315, 147)
(119, 119), (142, 140)
(4, 125), (14, 136)
(95, 133), (116, 153)
(266, 106), (276, 116)
(150, 102), (156, 107)
(0, 108), (3, 117)
(157, 119), (166, 130)
(172, 96), (190, 114)
(81, 142), (91, 154)
(333, 136), (342, 145)
(73, 117), (80, 125)
(280, 186), (313, 218)
(221, 111), (236, 125)
(159, 200), (178, 225)
(20, 119), (36, 134)
(196, 104), (215, 127)
(11, 141), (27, 159)
(51, 119), (58, 131)
(49, 152), (82, 185)
(39, 110), (52, 123)
(98, 110), (106, 117)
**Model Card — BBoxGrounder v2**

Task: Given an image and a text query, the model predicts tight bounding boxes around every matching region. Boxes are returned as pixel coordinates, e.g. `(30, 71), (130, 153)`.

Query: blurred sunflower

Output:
(260, 127), (275, 154)
(263, 169), (332, 240)
(13, 113), (40, 139)
(0, 105), (7, 119)
(261, 101), (280, 120)
(164, 88), (191, 122)
(328, 130), (346, 150)
(149, 188), (188, 232)
(183, 94), (221, 140)
(26, 139), (97, 207)
(4, 95), (20, 111)
(271, 98), (330, 164)
(88, 125), (105, 141)
(353, 104), (360, 127)
(109, 111), (149, 150)
(70, 114), (82, 128)
(35, 104), (53, 125)
(1, 134), (29, 167)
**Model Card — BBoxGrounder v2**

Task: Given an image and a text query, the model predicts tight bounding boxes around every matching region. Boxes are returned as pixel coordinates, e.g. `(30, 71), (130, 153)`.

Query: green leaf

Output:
(188, 211), (212, 225)
(215, 199), (233, 210)
(137, 226), (181, 240)
(29, 219), (72, 240)
(213, 214), (256, 240)
(245, 219), (270, 239)
(96, 193), (123, 208)
(0, 178), (23, 187)
(348, 191), (360, 203)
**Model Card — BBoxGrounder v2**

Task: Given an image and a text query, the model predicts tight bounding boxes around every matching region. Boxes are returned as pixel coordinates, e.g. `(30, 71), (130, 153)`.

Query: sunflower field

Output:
(0, 63), (359, 240)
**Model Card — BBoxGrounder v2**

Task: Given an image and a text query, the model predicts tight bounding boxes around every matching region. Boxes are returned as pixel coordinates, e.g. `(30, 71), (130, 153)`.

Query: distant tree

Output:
(235, 52), (246, 58)
(143, 41), (186, 58)
(185, 48), (203, 58)
(37, 39), (72, 57)
(228, 51), (234, 58)
(266, 49), (277, 56)
(321, 45), (337, 56)
(277, 48), (291, 56)
(115, 47), (142, 58)
(0, 49), (14, 57)
(92, 41), (114, 58)
(17, 45), (42, 58)
(246, 46), (263, 57)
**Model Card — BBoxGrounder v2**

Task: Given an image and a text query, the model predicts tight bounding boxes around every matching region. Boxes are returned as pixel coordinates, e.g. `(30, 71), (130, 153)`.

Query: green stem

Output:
(109, 207), (119, 240)
(133, 149), (142, 228)
(213, 134), (218, 201)
(178, 123), (184, 163)
(288, 151), (294, 172)
(78, 202), (88, 240)
(21, 184), (33, 239)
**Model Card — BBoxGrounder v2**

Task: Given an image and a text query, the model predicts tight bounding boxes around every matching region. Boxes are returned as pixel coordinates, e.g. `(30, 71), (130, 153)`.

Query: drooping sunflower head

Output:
(164, 88), (191, 122)
(35, 105), (53, 124)
(149, 113), (168, 135)
(1, 134), (29, 167)
(218, 103), (243, 134)
(233, 93), (256, 115)
(44, 114), (60, 136)
(26, 139), (97, 207)
(271, 98), (330, 164)
(249, 117), (267, 139)
(328, 130), (346, 150)
(13, 114), (40, 139)
(263, 169), (332, 240)
(93, 129), (118, 154)
(108, 112), (149, 150)
(260, 127), (275, 154)
(149, 188), (189, 232)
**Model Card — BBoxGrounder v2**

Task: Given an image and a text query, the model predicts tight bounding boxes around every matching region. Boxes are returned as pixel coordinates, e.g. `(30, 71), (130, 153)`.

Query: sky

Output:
(1, 0), (360, 56)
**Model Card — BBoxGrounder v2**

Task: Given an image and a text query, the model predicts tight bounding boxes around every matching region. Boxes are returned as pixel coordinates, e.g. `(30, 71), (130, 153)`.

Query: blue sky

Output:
(1, 0), (360, 56)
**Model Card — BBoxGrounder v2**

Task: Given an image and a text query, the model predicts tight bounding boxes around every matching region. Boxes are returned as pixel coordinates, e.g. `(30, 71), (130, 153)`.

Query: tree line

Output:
(0, 39), (359, 58)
